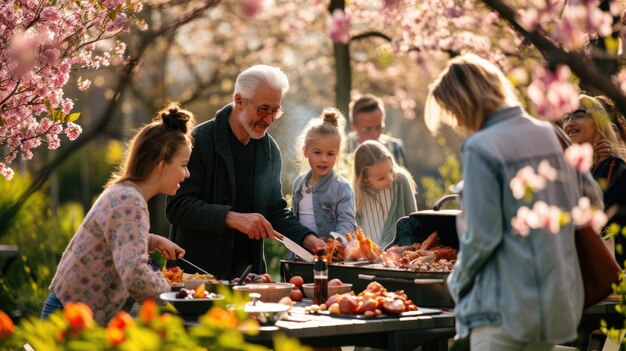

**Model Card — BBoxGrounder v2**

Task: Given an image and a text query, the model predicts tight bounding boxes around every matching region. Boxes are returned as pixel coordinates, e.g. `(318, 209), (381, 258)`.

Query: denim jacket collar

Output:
(461, 106), (523, 153)
(482, 105), (522, 130)
(301, 169), (336, 193)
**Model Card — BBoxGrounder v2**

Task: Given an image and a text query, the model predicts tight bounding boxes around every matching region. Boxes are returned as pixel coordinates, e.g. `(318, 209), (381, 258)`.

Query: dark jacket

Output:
(166, 104), (313, 279)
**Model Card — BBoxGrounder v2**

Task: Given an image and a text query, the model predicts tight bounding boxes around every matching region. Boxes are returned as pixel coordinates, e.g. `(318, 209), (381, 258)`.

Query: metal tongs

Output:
(178, 257), (212, 275)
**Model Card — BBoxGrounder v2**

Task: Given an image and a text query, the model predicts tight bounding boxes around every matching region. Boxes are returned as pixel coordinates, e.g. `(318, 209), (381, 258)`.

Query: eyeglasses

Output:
(360, 125), (383, 133)
(245, 99), (284, 120)
(563, 109), (590, 123)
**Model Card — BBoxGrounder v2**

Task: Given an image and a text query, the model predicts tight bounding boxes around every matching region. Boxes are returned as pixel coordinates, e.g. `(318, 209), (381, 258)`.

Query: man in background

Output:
(346, 94), (407, 167)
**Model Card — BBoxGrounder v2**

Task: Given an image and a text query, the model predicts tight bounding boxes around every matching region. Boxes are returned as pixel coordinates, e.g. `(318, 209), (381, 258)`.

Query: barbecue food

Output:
(324, 227), (383, 263)
(312, 281), (418, 317)
(162, 266), (183, 285)
(323, 229), (457, 272)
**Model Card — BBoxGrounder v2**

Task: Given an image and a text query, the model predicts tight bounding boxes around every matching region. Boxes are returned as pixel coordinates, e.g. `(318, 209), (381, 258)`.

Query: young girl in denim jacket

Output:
(352, 140), (417, 248)
(290, 108), (357, 252)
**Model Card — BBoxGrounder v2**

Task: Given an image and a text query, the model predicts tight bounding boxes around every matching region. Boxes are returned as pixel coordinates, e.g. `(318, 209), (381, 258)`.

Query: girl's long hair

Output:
(352, 140), (415, 213)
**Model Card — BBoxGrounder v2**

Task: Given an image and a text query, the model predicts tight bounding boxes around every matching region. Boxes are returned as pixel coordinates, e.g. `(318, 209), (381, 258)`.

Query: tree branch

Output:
(0, 0), (221, 237)
(481, 0), (626, 115)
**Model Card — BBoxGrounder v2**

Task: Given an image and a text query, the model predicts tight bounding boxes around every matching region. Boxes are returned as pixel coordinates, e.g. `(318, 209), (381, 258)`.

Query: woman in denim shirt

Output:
(290, 108), (356, 253)
(425, 54), (592, 350)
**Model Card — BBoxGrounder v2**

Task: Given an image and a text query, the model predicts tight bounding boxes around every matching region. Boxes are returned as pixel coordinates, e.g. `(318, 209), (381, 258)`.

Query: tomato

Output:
(289, 276), (304, 289)
(289, 289), (303, 301)
(260, 273), (272, 283)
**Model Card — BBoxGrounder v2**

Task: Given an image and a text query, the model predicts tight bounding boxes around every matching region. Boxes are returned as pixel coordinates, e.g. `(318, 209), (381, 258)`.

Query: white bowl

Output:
(232, 283), (295, 302)
(244, 302), (290, 325)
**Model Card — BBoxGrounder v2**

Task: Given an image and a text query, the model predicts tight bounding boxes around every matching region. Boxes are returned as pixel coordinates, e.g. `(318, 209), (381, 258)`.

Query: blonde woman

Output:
(563, 95), (626, 265)
(563, 95), (626, 190)
(425, 53), (585, 350)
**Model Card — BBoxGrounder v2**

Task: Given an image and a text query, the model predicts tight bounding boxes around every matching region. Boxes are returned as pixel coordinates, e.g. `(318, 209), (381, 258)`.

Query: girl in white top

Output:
(290, 108), (357, 251)
(352, 140), (417, 248)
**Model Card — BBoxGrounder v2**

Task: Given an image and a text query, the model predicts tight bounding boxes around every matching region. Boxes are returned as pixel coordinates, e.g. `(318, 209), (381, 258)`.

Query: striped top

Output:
(359, 187), (393, 246)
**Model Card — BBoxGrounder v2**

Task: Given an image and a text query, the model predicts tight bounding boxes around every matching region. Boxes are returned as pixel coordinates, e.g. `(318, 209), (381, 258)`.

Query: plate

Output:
(312, 307), (442, 319)
(170, 282), (184, 291)
(160, 292), (224, 316)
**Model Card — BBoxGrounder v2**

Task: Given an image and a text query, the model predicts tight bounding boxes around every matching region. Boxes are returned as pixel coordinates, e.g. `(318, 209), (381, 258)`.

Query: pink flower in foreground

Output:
(527, 65), (579, 121)
(65, 123), (82, 141)
(564, 143), (594, 172)
(511, 206), (532, 236)
(509, 165), (546, 200)
(328, 9), (350, 44)
(537, 160), (557, 182)
(571, 197), (608, 233)
(511, 201), (565, 236)
(526, 201), (563, 234)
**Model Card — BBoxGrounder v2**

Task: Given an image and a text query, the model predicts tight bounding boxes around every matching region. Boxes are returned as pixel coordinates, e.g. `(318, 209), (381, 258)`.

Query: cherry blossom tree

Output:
(0, 0), (147, 181)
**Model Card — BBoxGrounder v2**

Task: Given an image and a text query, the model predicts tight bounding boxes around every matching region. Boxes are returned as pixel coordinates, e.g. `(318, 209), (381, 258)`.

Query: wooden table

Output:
(175, 298), (622, 351)
(242, 304), (455, 351)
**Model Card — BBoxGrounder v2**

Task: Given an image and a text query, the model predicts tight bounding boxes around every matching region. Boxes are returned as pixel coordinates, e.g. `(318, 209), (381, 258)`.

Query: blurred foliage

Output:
(1, 298), (312, 351)
(419, 154), (462, 210)
(0, 172), (83, 319)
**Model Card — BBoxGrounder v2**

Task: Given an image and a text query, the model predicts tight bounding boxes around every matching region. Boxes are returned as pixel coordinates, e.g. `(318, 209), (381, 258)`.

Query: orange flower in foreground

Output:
(207, 307), (238, 329)
(63, 302), (93, 330)
(0, 310), (14, 338)
(108, 311), (135, 330)
(139, 299), (157, 323)
(106, 326), (125, 347)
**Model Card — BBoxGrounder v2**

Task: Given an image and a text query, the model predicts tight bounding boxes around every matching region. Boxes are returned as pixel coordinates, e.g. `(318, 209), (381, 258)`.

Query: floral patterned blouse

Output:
(50, 181), (170, 325)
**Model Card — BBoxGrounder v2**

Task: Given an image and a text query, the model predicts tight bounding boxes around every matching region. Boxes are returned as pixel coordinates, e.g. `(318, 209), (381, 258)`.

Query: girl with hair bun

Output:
(290, 107), (356, 252)
(42, 102), (195, 325)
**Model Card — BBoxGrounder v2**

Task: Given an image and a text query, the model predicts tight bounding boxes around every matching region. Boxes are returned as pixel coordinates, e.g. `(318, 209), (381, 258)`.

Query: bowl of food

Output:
(160, 288), (224, 316)
(301, 281), (353, 300)
(232, 283), (295, 302)
(183, 272), (223, 290)
(244, 302), (290, 325)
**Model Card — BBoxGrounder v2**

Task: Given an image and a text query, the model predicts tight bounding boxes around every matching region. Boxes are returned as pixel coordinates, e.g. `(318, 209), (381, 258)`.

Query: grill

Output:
(281, 196), (461, 308)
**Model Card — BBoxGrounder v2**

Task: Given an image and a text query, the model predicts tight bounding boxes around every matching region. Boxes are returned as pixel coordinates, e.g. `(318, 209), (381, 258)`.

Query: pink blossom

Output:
(509, 165), (547, 200)
(564, 143), (593, 172)
(537, 160), (557, 181)
(328, 9), (350, 44)
(527, 65), (579, 120)
(78, 78), (91, 91)
(383, 0), (402, 9)
(65, 122), (82, 141)
(511, 201), (565, 236)
(518, 8), (539, 31)
(571, 197), (608, 233)
(511, 206), (532, 236)
(241, 0), (264, 18)
(0, 163), (14, 181)
(47, 134), (61, 150)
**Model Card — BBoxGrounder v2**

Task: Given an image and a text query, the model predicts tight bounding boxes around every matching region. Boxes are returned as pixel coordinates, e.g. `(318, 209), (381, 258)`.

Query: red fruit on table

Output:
(260, 273), (272, 283)
(289, 276), (304, 289)
(290, 289), (303, 301)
